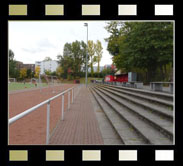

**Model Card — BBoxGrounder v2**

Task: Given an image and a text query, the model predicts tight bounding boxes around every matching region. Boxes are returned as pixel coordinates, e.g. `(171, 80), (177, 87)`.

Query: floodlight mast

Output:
(84, 23), (88, 87)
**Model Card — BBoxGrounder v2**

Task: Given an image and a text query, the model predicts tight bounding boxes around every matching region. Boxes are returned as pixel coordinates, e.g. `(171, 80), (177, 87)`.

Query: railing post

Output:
(72, 88), (74, 103)
(46, 101), (50, 145)
(68, 91), (70, 110)
(61, 95), (64, 120)
(74, 87), (75, 99)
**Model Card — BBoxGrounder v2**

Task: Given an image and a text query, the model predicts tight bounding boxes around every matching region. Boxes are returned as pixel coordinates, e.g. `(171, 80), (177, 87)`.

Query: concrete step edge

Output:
(89, 87), (125, 144)
(94, 86), (173, 141)
(92, 87), (153, 145)
(101, 83), (173, 101)
(98, 84), (173, 107)
(95, 85), (173, 120)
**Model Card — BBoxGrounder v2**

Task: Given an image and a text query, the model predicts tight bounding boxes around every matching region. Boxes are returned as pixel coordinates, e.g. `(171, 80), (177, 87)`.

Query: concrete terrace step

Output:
(98, 84), (173, 109)
(92, 86), (173, 145)
(89, 88), (123, 145)
(95, 85), (173, 121)
(90, 87), (147, 145)
(94, 86), (173, 141)
(103, 84), (173, 102)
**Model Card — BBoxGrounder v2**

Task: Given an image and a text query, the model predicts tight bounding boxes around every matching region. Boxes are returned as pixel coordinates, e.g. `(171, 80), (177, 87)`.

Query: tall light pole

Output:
(84, 23), (88, 87)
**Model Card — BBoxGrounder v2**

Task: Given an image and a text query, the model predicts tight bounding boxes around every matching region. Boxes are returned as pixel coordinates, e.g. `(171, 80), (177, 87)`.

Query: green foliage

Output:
(51, 71), (57, 76)
(19, 68), (27, 79)
(105, 22), (173, 82)
(44, 69), (52, 75)
(95, 40), (103, 75)
(26, 69), (32, 78)
(101, 67), (115, 76)
(88, 40), (97, 76)
(43, 57), (52, 61)
(57, 40), (87, 79)
(34, 66), (40, 78)
(56, 66), (63, 78)
(9, 49), (20, 78)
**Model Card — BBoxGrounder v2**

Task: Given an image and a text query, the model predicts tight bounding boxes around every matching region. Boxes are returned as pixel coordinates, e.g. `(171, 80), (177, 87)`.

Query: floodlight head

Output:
(84, 23), (88, 27)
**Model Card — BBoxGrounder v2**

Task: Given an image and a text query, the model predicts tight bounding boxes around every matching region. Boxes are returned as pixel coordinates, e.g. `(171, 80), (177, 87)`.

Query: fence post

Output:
(72, 88), (74, 103)
(61, 95), (64, 120)
(74, 87), (75, 99)
(46, 101), (50, 145)
(68, 91), (70, 110)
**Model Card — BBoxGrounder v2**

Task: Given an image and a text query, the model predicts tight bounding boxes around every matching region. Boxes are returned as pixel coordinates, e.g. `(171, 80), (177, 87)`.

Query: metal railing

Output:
(9, 85), (80, 144)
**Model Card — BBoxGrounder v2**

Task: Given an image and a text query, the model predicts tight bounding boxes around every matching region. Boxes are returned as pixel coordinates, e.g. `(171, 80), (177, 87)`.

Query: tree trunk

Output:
(91, 62), (93, 77)
(147, 67), (156, 83)
(160, 65), (164, 81)
(98, 61), (100, 77)
(163, 65), (167, 81)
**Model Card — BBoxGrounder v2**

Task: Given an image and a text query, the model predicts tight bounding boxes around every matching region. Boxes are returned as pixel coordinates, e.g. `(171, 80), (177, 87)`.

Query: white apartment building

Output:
(35, 60), (59, 74)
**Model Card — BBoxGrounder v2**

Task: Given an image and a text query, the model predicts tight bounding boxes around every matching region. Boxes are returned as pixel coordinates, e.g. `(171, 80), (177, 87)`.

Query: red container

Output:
(105, 74), (128, 82)
(105, 75), (114, 82)
(115, 74), (128, 82)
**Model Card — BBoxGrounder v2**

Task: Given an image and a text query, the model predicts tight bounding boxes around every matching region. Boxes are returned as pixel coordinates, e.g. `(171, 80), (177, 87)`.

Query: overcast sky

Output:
(9, 21), (113, 66)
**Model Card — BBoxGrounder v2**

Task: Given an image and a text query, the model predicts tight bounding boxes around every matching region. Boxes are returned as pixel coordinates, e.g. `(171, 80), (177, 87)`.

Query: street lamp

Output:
(84, 23), (88, 87)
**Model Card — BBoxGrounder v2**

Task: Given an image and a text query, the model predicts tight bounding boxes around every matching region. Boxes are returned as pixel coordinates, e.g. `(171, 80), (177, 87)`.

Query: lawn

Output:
(8, 77), (103, 91)
(8, 82), (49, 91)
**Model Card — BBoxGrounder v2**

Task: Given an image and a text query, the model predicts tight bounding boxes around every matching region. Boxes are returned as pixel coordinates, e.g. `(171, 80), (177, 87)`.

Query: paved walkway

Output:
(49, 86), (104, 145)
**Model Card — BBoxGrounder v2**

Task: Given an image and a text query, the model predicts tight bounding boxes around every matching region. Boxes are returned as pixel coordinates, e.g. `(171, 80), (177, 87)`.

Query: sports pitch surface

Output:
(8, 82), (48, 91)
(9, 84), (75, 145)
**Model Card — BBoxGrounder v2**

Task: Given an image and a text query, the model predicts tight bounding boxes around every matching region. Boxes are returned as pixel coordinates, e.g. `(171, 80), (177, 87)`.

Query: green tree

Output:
(9, 49), (14, 60)
(95, 40), (103, 76)
(105, 21), (122, 56)
(105, 22), (173, 82)
(88, 40), (97, 77)
(20, 68), (27, 81)
(9, 49), (19, 78)
(57, 40), (87, 79)
(56, 66), (64, 78)
(26, 69), (32, 78)
(43, 57), (52, 61)
(44, 69), (52, 75)
(34, 66), (40, 78)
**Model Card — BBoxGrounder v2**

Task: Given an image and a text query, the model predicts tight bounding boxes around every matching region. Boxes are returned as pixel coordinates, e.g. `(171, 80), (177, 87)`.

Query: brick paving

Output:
(49, 86), (104, 145)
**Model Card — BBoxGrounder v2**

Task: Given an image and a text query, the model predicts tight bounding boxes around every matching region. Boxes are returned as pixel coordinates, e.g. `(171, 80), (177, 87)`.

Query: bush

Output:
(88, 72), (91, 77)
(67, 74), (73, 80)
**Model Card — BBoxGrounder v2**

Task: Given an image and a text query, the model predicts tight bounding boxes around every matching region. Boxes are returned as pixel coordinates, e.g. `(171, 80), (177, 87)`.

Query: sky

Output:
(9, 21), (113, 66)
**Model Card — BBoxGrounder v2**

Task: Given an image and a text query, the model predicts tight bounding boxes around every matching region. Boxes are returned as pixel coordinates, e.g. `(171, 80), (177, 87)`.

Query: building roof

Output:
(114, 70), (127, 76)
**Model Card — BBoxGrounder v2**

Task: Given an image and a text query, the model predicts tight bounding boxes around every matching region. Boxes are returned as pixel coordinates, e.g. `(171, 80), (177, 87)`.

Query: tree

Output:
(88, 40), (97, 77)
(26, 69), (32, 78)
(101, 67), (115, 76)
(105, 21), (122, 56)
(57, 40), (87, 79)
(95, 40), (103, 76)
(20, 68), (27, 81)
(44, 69), (51, 75)
(9, 49), (15, 61)
(56, 66), (63, 78)
(9, 49), (19, 78)
(34, 66), (40, 78)
(105, 22), (173, 82)
(71, 41), (84, 78)
(50, 71), (57, 76)
(43, 57), (52, 61)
